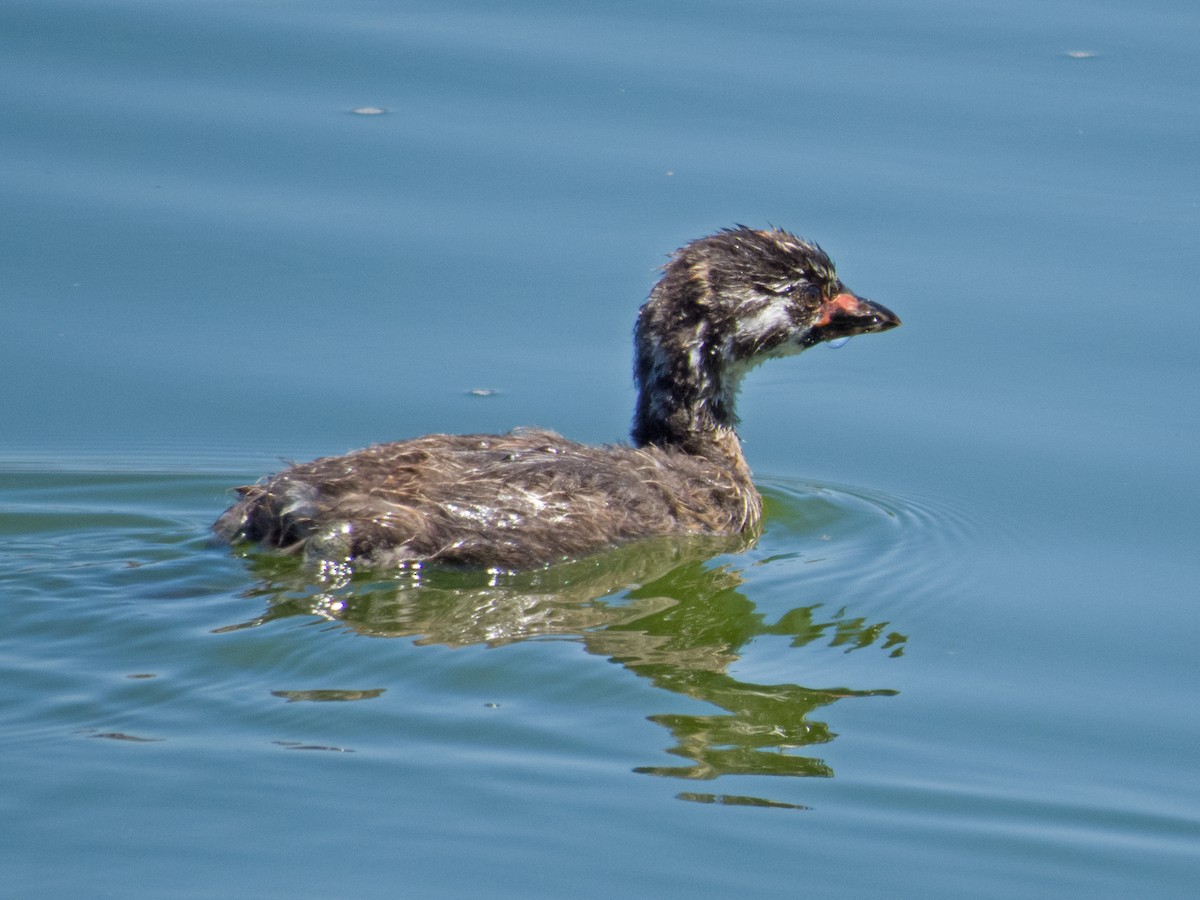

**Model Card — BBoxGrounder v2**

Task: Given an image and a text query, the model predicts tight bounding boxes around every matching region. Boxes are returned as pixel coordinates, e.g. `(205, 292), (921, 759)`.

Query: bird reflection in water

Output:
(218, 532), (906, 802)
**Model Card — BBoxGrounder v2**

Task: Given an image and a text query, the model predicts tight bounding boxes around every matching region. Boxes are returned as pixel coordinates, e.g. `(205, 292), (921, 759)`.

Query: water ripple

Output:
(753, 476), (1017, 622)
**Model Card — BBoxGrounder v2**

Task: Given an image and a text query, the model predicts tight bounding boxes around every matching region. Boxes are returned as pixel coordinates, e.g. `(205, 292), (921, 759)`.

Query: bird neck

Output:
(631, 341), (751, 478)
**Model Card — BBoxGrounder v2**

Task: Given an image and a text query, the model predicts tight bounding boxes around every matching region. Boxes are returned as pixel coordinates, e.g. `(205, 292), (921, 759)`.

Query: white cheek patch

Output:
(733, 303), (792, 343)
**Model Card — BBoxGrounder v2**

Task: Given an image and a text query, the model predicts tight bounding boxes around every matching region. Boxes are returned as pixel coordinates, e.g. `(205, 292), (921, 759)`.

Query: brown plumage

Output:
(214, 226), (900, 569)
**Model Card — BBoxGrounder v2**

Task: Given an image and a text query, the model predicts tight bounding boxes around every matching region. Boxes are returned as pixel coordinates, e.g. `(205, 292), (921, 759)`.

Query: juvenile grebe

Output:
(214, 227), (900, 569)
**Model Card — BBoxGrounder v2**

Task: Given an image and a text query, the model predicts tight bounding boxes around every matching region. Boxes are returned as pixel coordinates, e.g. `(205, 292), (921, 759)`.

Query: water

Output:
(3, 0), (1198, 897)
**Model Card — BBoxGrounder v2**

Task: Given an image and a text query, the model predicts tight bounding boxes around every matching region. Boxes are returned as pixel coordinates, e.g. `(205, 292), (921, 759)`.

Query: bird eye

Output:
(786, 282), (820, 304)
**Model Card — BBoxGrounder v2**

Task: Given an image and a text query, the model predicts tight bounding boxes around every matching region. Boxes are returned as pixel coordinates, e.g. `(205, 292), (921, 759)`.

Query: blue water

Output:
(3, 0), (1198, 897)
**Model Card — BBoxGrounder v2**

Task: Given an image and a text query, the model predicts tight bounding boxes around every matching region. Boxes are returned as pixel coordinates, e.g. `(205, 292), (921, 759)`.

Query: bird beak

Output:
(816, 292), (901, 336)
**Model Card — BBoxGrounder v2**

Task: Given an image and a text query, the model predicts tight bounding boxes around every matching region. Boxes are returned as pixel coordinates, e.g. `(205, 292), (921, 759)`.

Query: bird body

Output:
(214, 227), (900, 569)
(218, 429), (756, 570)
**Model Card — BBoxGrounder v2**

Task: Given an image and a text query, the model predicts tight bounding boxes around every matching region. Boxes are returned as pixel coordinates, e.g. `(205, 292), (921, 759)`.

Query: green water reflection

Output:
(222, 535), (905, 791)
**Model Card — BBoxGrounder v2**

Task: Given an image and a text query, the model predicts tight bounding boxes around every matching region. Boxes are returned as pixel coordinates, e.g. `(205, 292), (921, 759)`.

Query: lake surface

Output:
(3, 0), (1198, 897)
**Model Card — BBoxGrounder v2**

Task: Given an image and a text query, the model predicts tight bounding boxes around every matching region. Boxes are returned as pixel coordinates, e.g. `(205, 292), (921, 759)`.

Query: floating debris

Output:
(271, 689), (385, 702)
(89, 731), (163, 743)
(350, 106), (387, 116)
(273, 741), (354, 752)
(1064, 50), (1098, 59)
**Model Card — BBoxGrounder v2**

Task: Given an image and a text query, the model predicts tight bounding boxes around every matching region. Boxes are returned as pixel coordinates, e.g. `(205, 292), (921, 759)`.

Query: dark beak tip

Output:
(867, 300), (901, 330)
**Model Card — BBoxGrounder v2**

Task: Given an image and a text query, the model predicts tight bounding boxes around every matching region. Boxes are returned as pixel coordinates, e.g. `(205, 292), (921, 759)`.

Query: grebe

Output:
(214, 226), (900, 569)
